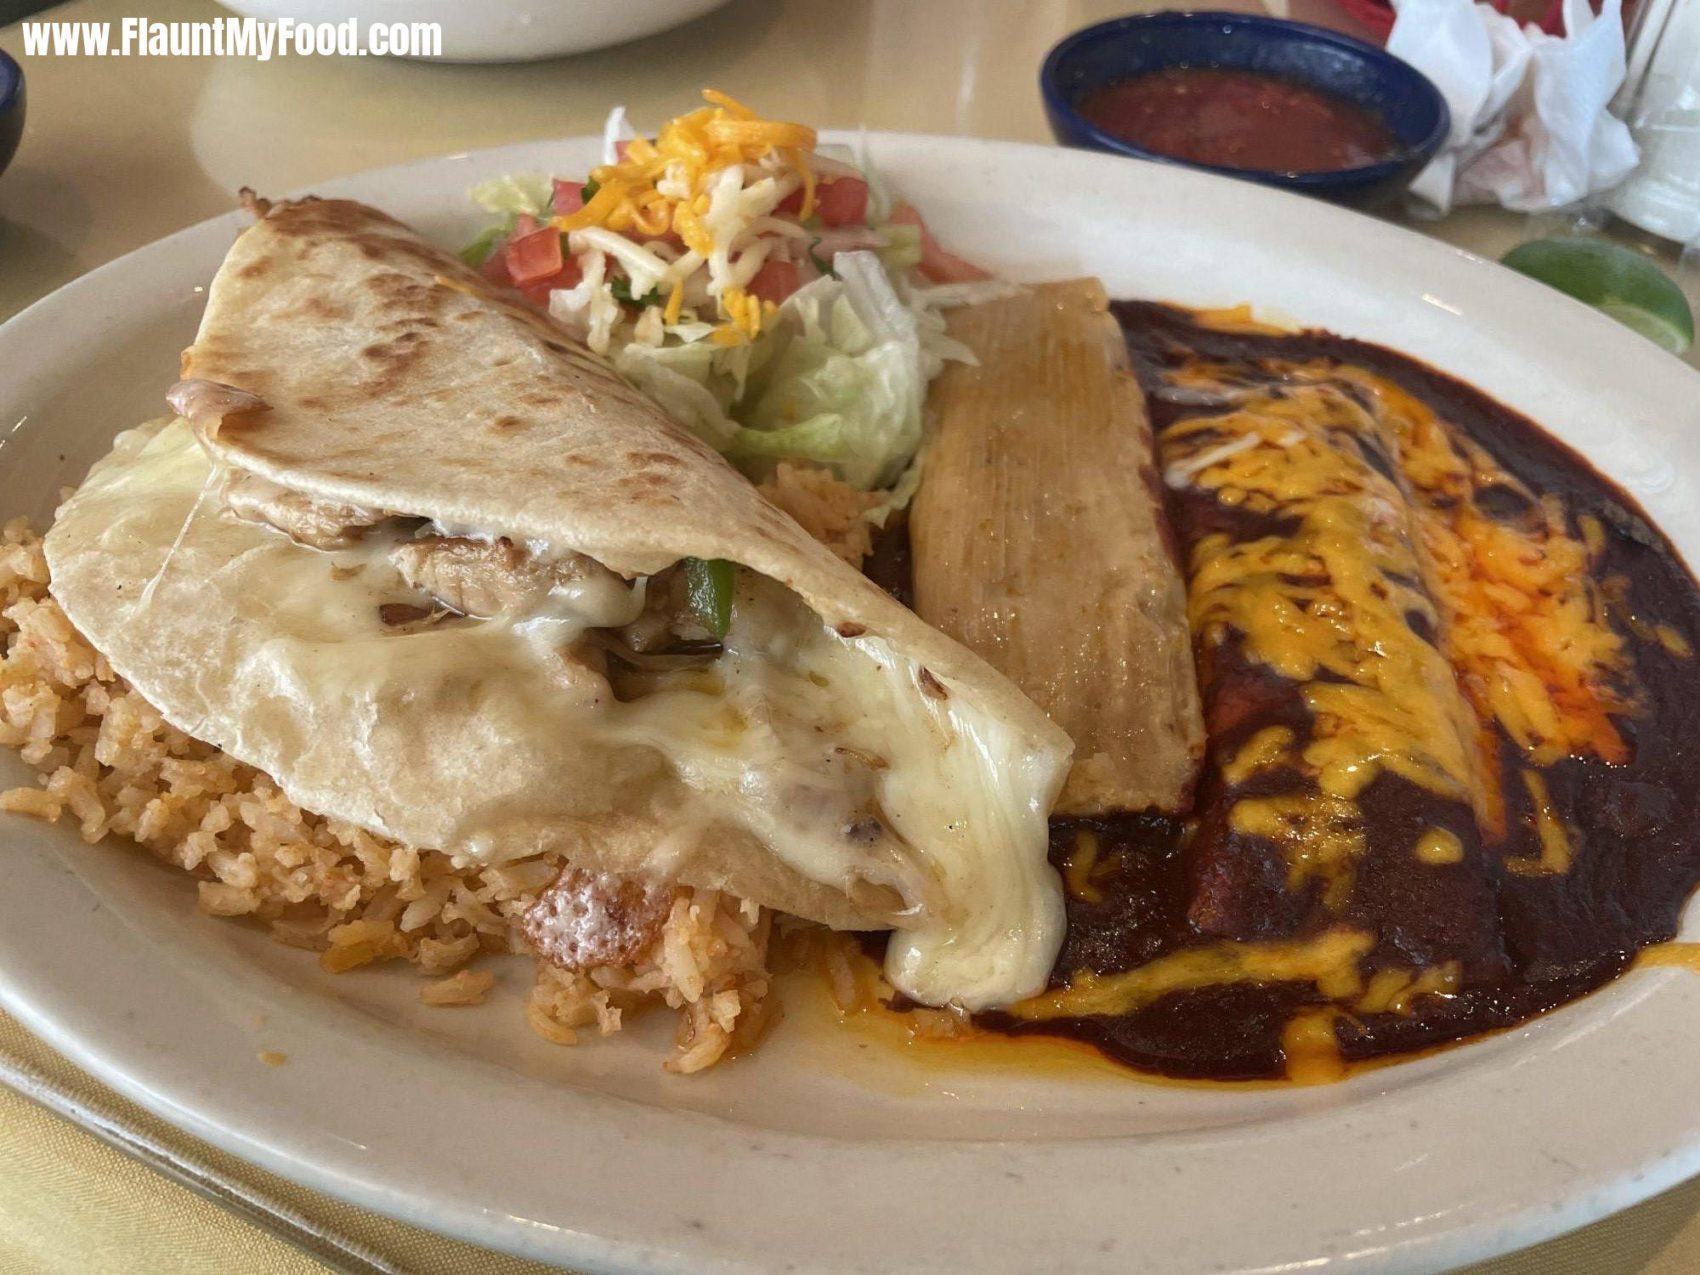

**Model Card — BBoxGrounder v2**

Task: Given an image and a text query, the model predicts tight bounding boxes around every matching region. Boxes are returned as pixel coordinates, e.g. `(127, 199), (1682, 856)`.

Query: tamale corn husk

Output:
(912, 279), (1203, 814)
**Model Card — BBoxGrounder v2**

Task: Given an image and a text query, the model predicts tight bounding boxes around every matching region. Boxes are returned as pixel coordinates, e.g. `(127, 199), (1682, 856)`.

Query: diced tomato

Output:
(747, 259), (800, 305)
(518, 257), (583, 308)
(816, 178), (868, 227)
(511, 213), (540, 238)
(889, 204), (993, 283)
(776, 186), (805, 216)
(552, 179), (585, 216)
(505, 225), (565, 286)
(479, 251), (513, 287)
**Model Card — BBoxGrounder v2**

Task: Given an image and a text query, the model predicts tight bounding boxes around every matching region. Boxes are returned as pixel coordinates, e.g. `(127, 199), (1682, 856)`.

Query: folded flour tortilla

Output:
(45, 198), (1071, 1009)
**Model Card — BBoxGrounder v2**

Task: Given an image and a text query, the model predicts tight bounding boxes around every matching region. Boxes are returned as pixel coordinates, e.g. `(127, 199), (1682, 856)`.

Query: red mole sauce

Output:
(869, 304), (1700, 1081)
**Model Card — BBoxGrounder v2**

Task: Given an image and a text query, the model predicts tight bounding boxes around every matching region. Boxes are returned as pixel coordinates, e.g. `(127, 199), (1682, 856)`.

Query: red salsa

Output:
(1077, 67), (1400, 173)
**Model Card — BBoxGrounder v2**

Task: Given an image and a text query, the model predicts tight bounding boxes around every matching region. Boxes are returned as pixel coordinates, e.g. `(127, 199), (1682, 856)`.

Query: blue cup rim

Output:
(1039, 10), (1451, 190)
(0, 49), (20, 116)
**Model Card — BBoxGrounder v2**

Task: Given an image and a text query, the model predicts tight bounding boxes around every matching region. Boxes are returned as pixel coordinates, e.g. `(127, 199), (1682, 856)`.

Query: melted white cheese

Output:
(614, 574), (1064, 1009)
(64, 423), (1062, 1010)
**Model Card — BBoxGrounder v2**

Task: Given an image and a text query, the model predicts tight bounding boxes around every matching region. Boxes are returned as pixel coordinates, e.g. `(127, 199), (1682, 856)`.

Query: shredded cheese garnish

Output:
(1161, 355), (1638, 914)
(1012, 928), (1376, 1021)
(719, 286), (776, 342)
(1060, 828), (1105, 905)
(1282, 1009), (1346, 1084)
(1222, 726), (1295, 785)
(784, 145), (817, 221)
(1354, 962), (1460, 1015)
(1505, 769), (1575, 875)
(550, 89), (818, 344)
(1414, 827), (1465, 865)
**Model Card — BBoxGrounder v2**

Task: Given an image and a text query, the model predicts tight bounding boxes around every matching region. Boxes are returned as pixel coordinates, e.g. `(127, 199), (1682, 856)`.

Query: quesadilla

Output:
(44, 197), (1072, 1010)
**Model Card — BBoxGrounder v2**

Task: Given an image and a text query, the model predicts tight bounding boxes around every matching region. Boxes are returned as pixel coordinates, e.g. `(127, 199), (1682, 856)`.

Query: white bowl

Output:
(215, 0), (731, 62)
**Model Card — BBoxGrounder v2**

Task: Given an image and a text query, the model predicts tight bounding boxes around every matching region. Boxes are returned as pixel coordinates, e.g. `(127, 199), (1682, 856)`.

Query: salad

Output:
(461, 90), (1012, 511)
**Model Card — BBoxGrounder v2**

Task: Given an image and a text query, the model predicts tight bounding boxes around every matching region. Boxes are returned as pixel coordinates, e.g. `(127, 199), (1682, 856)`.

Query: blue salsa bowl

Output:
(1040, 12), (1449, 207)
(0, 50), (23, 182)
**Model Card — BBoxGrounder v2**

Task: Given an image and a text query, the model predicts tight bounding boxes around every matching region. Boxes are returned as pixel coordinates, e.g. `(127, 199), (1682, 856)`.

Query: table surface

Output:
(2, 0), (1699, 1271)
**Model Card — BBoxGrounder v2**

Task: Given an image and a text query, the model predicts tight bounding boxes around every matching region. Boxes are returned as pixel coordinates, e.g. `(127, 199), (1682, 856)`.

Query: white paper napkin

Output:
(1389, 0), (1639, 215)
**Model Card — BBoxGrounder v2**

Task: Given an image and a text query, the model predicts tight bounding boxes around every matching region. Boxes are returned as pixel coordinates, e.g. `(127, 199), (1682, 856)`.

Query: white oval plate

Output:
(2, 135), (1700, 1275)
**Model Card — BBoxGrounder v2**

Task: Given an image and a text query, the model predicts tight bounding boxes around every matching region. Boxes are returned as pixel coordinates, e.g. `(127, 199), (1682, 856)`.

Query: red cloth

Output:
(1331, 0), (1569, 41)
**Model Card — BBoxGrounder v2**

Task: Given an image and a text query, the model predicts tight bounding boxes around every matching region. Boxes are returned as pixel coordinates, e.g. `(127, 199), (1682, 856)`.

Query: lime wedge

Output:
(1501, 237), (1694, 355)
(1597, 302), (1693, 356)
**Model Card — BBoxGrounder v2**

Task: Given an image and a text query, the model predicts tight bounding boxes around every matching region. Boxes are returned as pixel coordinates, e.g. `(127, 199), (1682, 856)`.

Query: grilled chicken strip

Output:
(220, 470), (392, 550)
(389, 535), (637, 622)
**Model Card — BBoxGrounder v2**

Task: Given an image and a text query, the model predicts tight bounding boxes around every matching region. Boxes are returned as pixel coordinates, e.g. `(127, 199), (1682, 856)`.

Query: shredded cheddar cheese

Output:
(1229, 793), (1364, 911)
(1061, 828), (1106, 905)
(1282, 1009), (1346, 1084)
(1161, 355), (1636, 907)
(719, 286), (776, 342)
(1346, 368), (1636, 774)
(1169, 379), (1489, 909)
(1657, 625), (1693, 658)
(1222, 726), (1296, 785)
(1189, 305), (1297, 336)
(432, 274), (482, 299)
(1414, 827), (1464, 865)
(552, 89), (818, 345)
(1637, 942), (1700, 973)
(1012, 928), (1376, 1021)
(1505, 769), (1574, 875)
(1354, 962), (1460, 1015)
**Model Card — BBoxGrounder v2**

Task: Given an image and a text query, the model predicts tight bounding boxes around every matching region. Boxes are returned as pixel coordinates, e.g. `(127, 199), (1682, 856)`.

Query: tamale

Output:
(911, 279), (1204, 815)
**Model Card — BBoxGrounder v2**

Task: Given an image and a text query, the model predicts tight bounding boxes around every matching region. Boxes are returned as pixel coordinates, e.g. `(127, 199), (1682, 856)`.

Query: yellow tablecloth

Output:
(7, 1002), (1700, 1273)
(0, 1011), (563, 1274)
(2, 0), (1698, 1269)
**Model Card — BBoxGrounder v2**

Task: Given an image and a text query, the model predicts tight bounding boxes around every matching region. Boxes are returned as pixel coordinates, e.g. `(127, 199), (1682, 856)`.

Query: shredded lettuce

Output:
(726, 253), (925, 490)
(602, 106), (635, 167)
(614, 341), (738, 449)
(463, 174), (554, 262)
(864, 453), (924, 529)
(468, 173), (553, 219)
(464, 140), (999, 510)
(459, 225), (507, 268)
(597, 250), (975, 493)
(875, 223), (922, 273)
